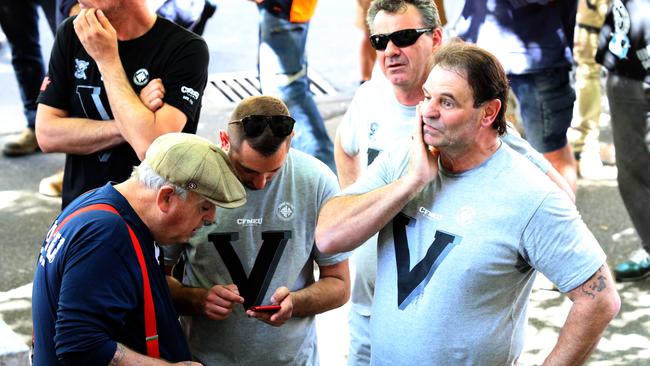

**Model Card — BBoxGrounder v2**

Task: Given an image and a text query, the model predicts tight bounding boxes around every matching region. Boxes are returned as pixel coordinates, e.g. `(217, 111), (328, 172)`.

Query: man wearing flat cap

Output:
(31, 132), (246, 366)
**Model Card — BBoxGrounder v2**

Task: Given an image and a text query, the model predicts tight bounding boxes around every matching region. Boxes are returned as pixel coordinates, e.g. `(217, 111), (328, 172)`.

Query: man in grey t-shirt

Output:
(166, 96), (350, 365)
(336, 1), (575, 364)
(316, 42), (620, 365)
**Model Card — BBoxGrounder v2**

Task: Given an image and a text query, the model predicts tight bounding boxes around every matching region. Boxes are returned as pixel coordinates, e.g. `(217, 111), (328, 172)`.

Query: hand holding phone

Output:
(248, 305), (281, 313)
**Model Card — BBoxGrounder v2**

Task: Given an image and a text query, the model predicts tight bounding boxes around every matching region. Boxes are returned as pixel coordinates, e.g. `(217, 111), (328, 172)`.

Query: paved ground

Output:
(1, 1), (650, 365)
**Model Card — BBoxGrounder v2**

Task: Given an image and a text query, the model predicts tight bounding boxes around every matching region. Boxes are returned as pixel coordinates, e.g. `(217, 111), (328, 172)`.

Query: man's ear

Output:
(480, 99), (502, 128)
(219, 130), (230, 152)
(430, 27), (444, 50)
(156, 185), (176, 213)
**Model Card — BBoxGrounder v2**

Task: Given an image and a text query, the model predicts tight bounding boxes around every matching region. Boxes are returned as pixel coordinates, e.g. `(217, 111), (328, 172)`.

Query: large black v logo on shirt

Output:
(208, 231), (291, 309)
(393, 213), (459, 310)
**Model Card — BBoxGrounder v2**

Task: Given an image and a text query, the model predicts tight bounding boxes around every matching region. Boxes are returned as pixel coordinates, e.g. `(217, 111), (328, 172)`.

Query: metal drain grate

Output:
(207, 69), (337, 106)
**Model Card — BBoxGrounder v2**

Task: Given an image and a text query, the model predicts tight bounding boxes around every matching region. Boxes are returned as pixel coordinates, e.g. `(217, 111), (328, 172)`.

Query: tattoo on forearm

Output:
(580, 266), (607, 300)
(109, 343), (126, 366)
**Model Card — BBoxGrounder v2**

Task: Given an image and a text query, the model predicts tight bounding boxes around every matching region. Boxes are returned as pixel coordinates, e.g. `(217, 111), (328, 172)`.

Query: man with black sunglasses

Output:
(334, 1), (574, 365)
(165, 96), (350, 365)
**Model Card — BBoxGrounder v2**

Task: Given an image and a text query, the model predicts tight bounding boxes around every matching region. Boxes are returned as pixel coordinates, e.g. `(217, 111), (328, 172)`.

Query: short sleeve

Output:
(341, 142), (409, 197)
(338, 88), (368, 157)
(520, 190), (606, 293)
(313, 246), (351, 266)
(316, 159), (341, 207)
(38, 17), (74, 110)
(159, 37), (209, 123)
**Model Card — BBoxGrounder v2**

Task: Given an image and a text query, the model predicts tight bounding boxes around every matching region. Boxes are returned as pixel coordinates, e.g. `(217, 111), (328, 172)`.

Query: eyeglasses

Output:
(228, 115), (295, 138)
(369, 28), (434, 51)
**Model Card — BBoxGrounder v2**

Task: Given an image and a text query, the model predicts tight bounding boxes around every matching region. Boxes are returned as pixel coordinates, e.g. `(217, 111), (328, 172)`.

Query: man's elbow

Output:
(35, 116), (57, 153)
(338, 279), (351, 306)
(602, 290), (621, 322)
(315, 225), (340, 255)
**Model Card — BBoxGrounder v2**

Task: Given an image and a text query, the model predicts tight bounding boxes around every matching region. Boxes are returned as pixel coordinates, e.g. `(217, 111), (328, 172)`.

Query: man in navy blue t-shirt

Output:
(32, 133), (246, 365)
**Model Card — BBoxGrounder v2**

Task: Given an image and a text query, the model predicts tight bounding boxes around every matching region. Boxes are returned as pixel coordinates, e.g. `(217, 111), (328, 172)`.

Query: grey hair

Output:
(132, 162), (189, 200)
(367, 0), (442, 34)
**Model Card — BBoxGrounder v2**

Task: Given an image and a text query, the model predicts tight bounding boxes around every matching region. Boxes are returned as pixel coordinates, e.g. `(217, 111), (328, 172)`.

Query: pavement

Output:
(1, 1), (650, 365)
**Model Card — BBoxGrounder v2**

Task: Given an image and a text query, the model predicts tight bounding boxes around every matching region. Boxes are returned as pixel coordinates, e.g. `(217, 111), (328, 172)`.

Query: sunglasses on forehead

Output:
(228, 115), (295, 138)
(369, 28), (434, 51)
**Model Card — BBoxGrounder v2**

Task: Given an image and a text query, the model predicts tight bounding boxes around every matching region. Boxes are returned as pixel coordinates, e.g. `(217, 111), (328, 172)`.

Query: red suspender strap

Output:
(123, 219), (160, 358)
(50, 203), (160, 358)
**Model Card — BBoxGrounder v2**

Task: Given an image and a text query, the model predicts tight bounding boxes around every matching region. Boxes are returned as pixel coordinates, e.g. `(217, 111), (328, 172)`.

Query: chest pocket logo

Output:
(74, 58), (89, 80)
(393, 212), (460, 309)
(208, 231), (291, 309)
(277, 202), (295, 221)
(133, 68), (149, 86)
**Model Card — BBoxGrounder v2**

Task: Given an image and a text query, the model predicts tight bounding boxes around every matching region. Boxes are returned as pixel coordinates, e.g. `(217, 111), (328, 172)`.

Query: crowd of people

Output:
(0, 0), (648, 364)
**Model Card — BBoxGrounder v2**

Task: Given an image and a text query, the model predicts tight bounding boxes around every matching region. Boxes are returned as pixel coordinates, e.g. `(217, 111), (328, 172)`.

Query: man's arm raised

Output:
(316, 105), (439, 254)
(74, 9), (188, 160)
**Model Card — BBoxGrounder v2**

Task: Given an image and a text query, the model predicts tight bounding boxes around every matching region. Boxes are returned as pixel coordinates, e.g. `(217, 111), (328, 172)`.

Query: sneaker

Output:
(39, 170), (64, 197)
(614, 248), (650, 282)
(2, 128), (39, 156)
(578, 149), (617, 180)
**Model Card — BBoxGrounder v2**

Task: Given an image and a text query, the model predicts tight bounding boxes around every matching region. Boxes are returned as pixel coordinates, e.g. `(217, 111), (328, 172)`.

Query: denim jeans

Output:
(509, 67), (575, 153)
(258, 8), (335, 172)
(0, 0), (56, 129)
(606, 74), (650, 251)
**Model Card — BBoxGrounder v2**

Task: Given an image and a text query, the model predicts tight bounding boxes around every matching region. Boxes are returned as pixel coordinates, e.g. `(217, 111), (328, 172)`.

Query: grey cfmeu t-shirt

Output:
(342, 141), (605, 365)
(339, 75), (552, 317)
(165, 148), (349, 366)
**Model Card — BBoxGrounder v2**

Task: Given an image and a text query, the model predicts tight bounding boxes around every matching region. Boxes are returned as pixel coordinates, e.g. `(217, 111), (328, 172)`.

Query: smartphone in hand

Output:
(248, 305), (281, 313)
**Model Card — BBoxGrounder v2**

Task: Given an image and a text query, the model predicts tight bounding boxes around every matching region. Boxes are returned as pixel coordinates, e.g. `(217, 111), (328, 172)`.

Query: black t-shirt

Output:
(596, 0), (650, 83)
(38, 16), (209, 208)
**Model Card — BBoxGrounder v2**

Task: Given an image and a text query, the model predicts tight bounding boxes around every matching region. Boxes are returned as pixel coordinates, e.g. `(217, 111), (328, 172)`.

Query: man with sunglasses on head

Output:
(334, 1), (574, 365)
(165, 95), (350, 365)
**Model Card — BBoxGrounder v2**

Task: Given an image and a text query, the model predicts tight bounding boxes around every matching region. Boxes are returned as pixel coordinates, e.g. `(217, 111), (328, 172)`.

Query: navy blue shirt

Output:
(32, 183), (191, 365)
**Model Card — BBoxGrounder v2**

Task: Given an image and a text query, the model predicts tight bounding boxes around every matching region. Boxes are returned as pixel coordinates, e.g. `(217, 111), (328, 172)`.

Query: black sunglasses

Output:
(228, 115), (295, 138)
(369, 28), (434, 51)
